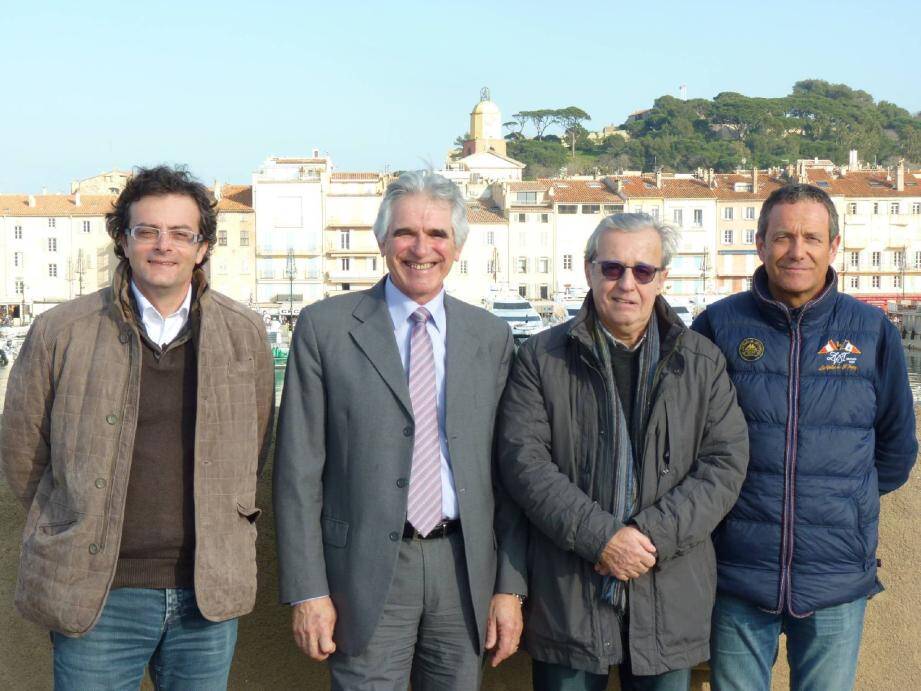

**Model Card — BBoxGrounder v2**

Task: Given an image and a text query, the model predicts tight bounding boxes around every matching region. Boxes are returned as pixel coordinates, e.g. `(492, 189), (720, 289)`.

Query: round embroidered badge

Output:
(738, 338), (765, 362)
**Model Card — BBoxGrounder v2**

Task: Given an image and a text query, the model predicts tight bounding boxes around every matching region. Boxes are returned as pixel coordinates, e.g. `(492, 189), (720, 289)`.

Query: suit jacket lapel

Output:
(350, 280), (413, 418)
(444, 295), (479, 440)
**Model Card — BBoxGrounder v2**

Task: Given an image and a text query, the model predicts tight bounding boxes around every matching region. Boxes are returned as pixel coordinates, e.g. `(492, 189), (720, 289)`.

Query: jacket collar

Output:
(110, 260), (210, 328)
(568, 291), (684, 359)
(751, 265), (837, 328)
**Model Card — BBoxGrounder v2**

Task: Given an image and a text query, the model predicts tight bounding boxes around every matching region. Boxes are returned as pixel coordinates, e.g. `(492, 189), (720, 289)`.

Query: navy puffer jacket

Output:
(693, 267), (916, 615)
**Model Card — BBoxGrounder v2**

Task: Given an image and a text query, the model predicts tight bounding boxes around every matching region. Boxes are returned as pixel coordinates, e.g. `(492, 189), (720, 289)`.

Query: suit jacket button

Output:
(105, 414), (118, 425)
(119, 331), (130, 344)
(389, 531), (400, 542)
(95, 478), (106, 489)
(403, 426), (413, 437)
(88, 543), (99, 554)
(396, 478), (408, 488)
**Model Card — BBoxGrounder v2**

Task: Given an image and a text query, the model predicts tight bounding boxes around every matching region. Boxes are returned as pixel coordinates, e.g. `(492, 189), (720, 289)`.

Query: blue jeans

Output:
(532, 660), (690, 691)
(52, 588), (237, 691)
(710, 592), (867, 691)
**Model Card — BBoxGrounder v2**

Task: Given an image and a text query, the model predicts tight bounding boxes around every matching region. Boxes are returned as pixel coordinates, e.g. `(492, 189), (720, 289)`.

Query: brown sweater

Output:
(113, 325), (197, 589)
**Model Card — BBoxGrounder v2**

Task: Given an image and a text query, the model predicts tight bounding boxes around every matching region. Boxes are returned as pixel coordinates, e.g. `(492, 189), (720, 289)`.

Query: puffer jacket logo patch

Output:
(738, 337), (764, 362)
(818, 339), (861, 372)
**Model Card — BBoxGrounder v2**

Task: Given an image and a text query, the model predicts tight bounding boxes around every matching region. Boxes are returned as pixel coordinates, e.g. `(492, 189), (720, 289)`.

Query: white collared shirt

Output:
(131, 282), (192, 348)
(384, 277), (458, 520)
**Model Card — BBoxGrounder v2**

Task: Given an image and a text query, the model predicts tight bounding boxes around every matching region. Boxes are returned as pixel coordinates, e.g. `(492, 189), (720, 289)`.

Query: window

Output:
(849, 251), (860, 268)
(849, 276), (860, 289)
(744, 277), (753, 291)
(872, 275), (881, 289)
(723, 207), (734, 220)
(894, 250), (905, 269)
(745, 206), (756, 220)
(558, 205), (577, 214)
(915, 251), (921, 270)
(744, 229), (755, 244)
(518, 285), (528, 298)
(894, 274), (902, 289)
(538, 257), (550, 274)
(722, 230), (733, 244)
(518, 231), (528, 247)
(48, 263), (57, 277)
(83, 220), (91, 233)
(540, 231), (549, 247)
(649, 207), (659, 220)
(339, 229), (350, 249)
(516, 191), (538, 203)
(847, 202), (857, 215)
(516, 213), (527, 223)
(486, 231), (495, 246)
(871, 251), (881, 267)
(48, 218), (56, 228)
(48, 238), (57, 252)
(693, 209), (703, 227)
(459, 260), (468, 275)
(14, 225), (22, 239)
(672, 209), (683, 226)
(517, 257), (527, 273)
(873, 202), (880, 215)
(563, 254), (573, 270)
(581, 205), (600, 214)
(240, 230), (249, 246)
(890, 202), (900, 215)
(539, 285), (549, 300)
(913, 202), (921, 215)
(218, 230), (228, 246)
(487, 260), (496, 275)
(540, 213), (549, 223)
(14, 280), (23, 295)
(603, 204), (622, 214)
(13, 251), (22, 267)
(340, 257), (350, 271)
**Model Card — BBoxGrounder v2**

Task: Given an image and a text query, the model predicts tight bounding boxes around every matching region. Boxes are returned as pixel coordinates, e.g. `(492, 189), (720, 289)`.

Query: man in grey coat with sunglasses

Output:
(497, 213), (749, 690)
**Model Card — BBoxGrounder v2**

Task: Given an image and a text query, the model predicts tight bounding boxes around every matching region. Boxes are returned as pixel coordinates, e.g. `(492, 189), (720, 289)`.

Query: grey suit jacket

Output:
(273, 278), (528, 656)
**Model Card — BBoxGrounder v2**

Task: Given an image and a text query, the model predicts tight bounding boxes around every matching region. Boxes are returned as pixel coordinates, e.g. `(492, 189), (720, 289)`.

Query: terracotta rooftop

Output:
(549, 179), (622, 203)
(0, 194), (115, 217)
(711, 173), (786, 201)
(215, 185), (253, 212)
(466, 201), (505, 224)
(509, 181), (550, 192)
(822, 171), (921, 198)
(610, 175), (719, 200)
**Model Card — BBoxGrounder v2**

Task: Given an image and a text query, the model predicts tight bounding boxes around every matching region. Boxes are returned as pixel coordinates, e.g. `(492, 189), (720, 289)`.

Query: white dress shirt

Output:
(385, 277), (459, 520)
(131, 282), (192, 348)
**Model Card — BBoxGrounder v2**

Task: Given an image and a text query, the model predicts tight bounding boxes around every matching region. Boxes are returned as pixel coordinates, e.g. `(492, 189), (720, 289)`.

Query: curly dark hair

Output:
(106, 165), (217, 266)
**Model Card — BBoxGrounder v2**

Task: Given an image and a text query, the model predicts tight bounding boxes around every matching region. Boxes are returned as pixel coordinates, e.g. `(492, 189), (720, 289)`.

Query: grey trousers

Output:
(328, 530), (482, 690)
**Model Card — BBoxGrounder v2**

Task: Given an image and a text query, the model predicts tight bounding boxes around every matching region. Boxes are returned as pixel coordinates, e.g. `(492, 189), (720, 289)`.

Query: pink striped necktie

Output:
(406, 306), (443, 537)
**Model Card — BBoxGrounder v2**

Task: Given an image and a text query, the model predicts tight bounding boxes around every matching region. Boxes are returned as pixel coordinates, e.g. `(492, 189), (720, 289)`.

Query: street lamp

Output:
(285, 248), (296, 328)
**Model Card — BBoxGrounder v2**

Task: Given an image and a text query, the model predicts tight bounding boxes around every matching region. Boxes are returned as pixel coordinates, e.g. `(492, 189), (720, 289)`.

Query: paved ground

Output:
(0, 352), (918, 689)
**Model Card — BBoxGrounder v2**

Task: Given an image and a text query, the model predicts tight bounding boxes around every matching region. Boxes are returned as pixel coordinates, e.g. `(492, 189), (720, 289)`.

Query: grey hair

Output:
(584, 213), (681, 267)
(372, 170), (469, 248)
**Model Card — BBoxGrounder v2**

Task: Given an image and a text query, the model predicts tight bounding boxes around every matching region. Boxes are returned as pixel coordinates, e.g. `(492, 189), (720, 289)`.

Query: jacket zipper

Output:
(776, 309), (805, 614)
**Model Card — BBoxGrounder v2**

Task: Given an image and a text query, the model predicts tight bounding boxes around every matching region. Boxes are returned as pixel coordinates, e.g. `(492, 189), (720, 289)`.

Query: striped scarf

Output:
(594, 315), (660, 612)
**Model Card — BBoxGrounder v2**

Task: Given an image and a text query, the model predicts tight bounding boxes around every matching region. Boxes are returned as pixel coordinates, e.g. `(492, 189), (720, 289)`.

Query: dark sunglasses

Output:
(591, 260), (663, 284)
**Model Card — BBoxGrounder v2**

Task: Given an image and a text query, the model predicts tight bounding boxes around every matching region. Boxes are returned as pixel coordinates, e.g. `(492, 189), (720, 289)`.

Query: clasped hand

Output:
(594, 525), (657, 581)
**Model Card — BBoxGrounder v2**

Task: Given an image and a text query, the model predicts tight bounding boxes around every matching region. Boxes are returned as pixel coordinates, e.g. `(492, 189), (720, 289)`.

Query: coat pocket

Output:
(236, 501), (262, 524)
(321, 516), (349, 548)
(652, 540), (716, 653)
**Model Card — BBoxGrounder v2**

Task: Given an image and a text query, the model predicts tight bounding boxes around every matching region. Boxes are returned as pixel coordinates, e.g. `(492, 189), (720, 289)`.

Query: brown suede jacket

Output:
(0, 262), (275, 635)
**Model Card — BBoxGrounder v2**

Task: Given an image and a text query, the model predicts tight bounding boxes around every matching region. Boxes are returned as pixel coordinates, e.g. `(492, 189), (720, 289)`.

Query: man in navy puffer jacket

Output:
(693, 184), (916, 691)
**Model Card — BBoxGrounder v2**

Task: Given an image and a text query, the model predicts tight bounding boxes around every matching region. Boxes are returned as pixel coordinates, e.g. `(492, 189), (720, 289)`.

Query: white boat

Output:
(488, 295), (546, 342)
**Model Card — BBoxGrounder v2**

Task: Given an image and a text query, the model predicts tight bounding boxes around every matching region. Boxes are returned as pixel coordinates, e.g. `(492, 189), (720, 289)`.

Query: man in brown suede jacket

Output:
(0, 166), (274, 689)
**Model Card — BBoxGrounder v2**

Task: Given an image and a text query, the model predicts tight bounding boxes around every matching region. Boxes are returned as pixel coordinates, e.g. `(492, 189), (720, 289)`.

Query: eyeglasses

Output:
(591, 260), (663, 284)
(128, 225), (203, 246)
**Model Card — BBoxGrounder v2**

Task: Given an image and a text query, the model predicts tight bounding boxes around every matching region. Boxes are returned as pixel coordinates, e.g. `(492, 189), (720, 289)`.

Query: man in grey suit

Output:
(274, 170), (528, 689)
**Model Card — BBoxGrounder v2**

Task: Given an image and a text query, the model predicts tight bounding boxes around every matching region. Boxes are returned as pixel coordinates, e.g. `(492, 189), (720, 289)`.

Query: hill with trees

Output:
(503, 81), (921, 179)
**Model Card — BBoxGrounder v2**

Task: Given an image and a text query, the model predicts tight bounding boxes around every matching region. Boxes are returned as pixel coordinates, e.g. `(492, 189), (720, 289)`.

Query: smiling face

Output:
(380, 193), (460, 305)
(585, 227), (667, 347)
(757, 200), (839, 308)
(121, 194), (208, 312)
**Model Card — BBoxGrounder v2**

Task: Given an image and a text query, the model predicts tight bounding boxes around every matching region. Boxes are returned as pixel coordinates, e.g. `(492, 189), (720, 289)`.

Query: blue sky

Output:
(2, 0), (919, 193)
